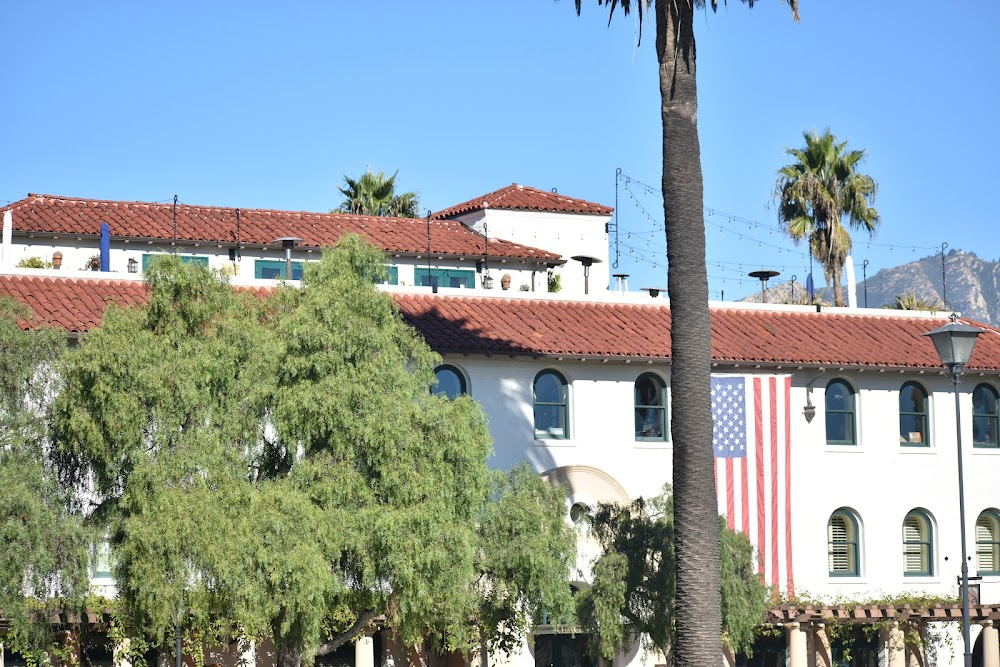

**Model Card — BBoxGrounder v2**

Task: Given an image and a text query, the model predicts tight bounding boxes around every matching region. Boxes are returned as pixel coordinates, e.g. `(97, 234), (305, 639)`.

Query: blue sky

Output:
(3, 1), (997, 300)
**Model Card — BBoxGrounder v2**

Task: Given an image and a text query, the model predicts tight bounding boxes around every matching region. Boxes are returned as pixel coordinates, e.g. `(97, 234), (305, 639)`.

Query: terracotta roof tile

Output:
(3, 194), (560, 262)
(433, 183), (613, 219)
(4, 276), (1000, 371)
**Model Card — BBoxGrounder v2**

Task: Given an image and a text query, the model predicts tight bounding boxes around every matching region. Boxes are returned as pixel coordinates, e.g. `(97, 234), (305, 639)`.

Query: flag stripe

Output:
(726, 457), (735, 530)
(754, 377), (766, 577)
(784, 376), (795, 597)
(740, 456), (749, 537)
(770, 377), (780, 590)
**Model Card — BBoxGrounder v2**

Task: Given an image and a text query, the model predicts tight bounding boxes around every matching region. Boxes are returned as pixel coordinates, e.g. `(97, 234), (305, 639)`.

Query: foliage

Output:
(886, 292), (943, 312)
(0, 299), (90, 658)
(473, 464), (576, 663)
(48, 238), (571, 667)
(15, 256), (53, 269)
(577, 487), (769, 662)
(774, 129), (880, 307)
(547, 272), (561, 293)
(335, 167), (420, 218)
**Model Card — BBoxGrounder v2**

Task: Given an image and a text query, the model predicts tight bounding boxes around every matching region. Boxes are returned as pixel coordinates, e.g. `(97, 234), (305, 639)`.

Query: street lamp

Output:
(272, 236), (304, 280)
(924, 314), (984, 667)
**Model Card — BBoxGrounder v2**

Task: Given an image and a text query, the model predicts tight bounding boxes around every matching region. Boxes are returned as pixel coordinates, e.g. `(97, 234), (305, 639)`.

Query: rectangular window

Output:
(374, 265), (399, 285)
(414, 268), (474, 289)
(142, 254), (209, 272)
(255, 259), (304, 280)
(92, 540), (112, 579)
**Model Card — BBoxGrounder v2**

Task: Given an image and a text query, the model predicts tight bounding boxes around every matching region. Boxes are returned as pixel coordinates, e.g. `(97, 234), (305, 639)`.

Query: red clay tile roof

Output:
(3, 276), (1000, 371)
(3, 194), (561, 262)
(394, 294), (1000, 371)
(433, 184), (613, 219)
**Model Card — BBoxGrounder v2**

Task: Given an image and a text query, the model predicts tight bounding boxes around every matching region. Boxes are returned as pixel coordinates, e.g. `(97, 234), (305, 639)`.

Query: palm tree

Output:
(887, 292), (943, 312)
(335, 168), (420, 218)
(774, 129), (880, 307)
(574, 2), (798, 664)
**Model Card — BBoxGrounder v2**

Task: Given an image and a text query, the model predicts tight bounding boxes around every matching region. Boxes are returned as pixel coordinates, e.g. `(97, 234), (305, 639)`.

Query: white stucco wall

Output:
(449, 208), (611, 298)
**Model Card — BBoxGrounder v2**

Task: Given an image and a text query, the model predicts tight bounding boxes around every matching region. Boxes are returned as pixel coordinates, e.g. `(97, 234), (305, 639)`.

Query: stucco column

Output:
(982, 621), (1000, 667)
(881, 622), (905, 667)
(114, 637), (132, 667)
(809, 623), (832, 667)
(355, 633), (374, 667)
(1, 641), (6, 667)
(786, 623), (807, 667)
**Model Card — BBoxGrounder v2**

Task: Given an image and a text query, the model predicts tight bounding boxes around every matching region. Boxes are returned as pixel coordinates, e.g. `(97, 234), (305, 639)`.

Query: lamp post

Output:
(924, 315), (984, 667)
(273, 236), (304, 280)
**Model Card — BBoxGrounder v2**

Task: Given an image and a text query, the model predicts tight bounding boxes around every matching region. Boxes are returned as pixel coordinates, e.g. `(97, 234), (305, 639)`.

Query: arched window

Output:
(903, 510), (934, 576)
(534, 370), (569, 439)
(977, 511), (1000, 575)
(825, 379), (856, 445)
(899, 382), (929, 446)
(973, 384), (1000, 448)
(828, 510), (860, 576)
(635, 373), (667, 441)
(432, 364), (466, 399)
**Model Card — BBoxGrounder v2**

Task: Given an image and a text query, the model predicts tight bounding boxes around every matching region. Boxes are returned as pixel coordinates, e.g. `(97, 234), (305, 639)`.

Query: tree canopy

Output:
(335, 168), (421, 218)
(575, 488), (769, 664)
(774, 128), (880, 307)
(15, 236), (575, 667)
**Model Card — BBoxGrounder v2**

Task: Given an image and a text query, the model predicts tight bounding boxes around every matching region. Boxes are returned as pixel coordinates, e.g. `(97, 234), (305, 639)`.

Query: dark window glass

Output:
(415, 268), (474, 289)
(255, 259), (304, 280)
(899, 382), (929, 446)
(825, 379), (856, 445)
(973, 384), (999, 447)
(432, 365), (466, 399)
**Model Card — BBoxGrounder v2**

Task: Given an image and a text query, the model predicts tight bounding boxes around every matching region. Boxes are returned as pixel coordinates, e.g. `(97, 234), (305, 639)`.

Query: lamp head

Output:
(924, 317), (984, 371)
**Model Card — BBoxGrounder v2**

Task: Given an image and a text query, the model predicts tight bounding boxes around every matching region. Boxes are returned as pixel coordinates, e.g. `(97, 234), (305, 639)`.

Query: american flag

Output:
(711, 375), (794, 596)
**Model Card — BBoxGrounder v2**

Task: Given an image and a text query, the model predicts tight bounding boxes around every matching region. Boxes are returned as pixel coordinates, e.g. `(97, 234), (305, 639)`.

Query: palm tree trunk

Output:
(654, 2), (721, 665)
(832, 264), (845, 307)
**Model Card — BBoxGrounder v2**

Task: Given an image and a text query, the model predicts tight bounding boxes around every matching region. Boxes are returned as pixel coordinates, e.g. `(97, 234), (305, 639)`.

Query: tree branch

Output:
(314, 610), (377, 656)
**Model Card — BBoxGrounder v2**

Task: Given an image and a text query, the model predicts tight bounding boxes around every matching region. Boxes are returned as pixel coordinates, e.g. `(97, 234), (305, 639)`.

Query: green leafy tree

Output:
(572, 2), (798, 663)
(774, 129), (880, 307)
(473, 464), (576, 667)
(0, 299), (90, 661)
(336, 168), (421, 217)
(576, 488), (769, 664)
(51, 238), (573, 667)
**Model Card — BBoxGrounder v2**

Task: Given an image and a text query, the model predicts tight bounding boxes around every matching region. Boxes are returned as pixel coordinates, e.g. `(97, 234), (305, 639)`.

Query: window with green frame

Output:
(92, 539), (112, 579)
(903, 510), (933, 576)
(634, 372), (667, 441)
(828, 510), (860, 576)
(533, 369), (569, 439)
(825, 379), (856, 445)
(977, 510), (1000, 575)
(255, 259), (304, 280)
(899, 381), (929, 446)
(414, 268), (474, 289)
(973, 383), (999, 448)
(142, 253), (209, 272)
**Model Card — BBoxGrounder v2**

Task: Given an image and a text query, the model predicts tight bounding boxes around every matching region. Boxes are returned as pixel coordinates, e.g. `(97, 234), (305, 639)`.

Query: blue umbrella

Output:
(806, 273), (815, 302)
(99, 222), (110, 272)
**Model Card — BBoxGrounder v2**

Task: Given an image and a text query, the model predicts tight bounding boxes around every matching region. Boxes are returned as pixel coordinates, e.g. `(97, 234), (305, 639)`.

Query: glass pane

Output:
(900, 415), (926, 443)
(635, 407), (664, 439)
(535, 373), (565, 404)
(433, 368), (464, 399)
(826, 382), (851, 411)
(900, 384), (926, 413)
(635, 377), (661, 407)
(827, 413), (852, 443)
(534, 404), (565, 437)
(974, 415), (998, 445)
(974, 386), (998, 415)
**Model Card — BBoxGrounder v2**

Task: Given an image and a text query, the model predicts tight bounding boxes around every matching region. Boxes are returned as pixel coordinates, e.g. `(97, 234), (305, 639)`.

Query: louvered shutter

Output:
(977, 516), (999, 573)
(829, 516), (849, 572)
(903, 515), (925, 573)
